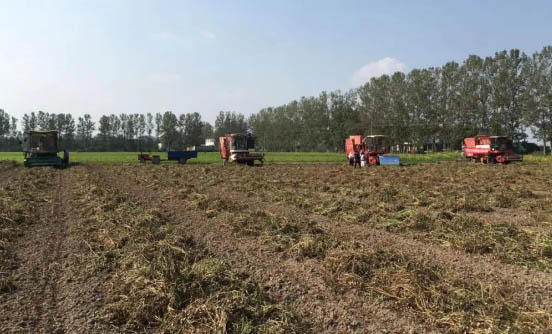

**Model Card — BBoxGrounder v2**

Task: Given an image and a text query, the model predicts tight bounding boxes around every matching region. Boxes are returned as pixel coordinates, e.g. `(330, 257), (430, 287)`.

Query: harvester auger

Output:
(463, 135), (522, 164)
(21, 131), (69, 168)
(219, 133), (264, 166)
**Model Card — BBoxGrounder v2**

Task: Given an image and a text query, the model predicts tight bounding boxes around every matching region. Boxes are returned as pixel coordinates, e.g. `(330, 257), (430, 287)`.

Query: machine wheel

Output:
(178, 158), (187, 164)
(486, 155), (495, 164)
(62, 150), (69, 168)
(259, 159), (264, 166)
(247, 161), (254, 166)
(368, 156), (378, 166)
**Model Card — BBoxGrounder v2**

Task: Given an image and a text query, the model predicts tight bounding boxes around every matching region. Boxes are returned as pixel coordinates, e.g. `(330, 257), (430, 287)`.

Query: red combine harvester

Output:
(219, 133), (264, 166)
(463, 135), (522, 164)
(345, 135), (399, 166)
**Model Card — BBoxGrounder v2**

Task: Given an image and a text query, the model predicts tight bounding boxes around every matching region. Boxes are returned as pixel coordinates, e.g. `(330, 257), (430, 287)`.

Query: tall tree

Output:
(29, 112), (38, 131)
(183, 112), (204, 147)
(488, 49), (529, 142)
(0, 109), (10, 137)
(77, 114), (95, 150)
(98, 115), (112, 148)
(160, 111), (179, 150)
(525, 46), (552, 153)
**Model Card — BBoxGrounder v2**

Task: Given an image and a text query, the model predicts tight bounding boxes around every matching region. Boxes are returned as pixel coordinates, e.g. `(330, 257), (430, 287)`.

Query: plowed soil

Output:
(1, 161), (551, 333)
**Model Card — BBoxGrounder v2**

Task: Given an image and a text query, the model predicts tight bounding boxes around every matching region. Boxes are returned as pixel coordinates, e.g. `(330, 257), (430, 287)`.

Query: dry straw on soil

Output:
(71, 168), (308, 333)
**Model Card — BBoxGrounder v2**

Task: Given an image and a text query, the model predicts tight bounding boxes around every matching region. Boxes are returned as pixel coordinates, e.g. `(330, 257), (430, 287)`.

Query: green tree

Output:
(525, 46), (552, 153)
(214, 111), (248, 139)
(487, 49), (529, 142)
(160, 111), (179, 150)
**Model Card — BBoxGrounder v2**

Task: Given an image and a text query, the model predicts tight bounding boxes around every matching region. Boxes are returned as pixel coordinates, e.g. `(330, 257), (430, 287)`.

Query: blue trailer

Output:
(167, 151), (198, 164)
(378, 155), (400, 166)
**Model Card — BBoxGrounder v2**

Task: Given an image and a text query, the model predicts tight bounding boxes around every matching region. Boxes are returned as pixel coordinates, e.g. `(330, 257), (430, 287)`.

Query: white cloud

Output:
(351, 57), (405, 87)
(200, 30), (216, 40)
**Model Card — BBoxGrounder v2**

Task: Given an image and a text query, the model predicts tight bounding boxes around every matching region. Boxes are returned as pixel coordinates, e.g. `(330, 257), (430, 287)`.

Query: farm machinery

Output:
(138, 151), (198, 164)
(219, 133), (264, 166)
(21, 130), (69, 168)
(345, 135), (400, 166)
(463, 135), (522, 164)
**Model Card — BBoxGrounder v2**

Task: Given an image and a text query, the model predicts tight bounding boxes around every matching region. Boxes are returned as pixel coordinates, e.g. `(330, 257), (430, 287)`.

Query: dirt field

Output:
(1, 161), (552, 333)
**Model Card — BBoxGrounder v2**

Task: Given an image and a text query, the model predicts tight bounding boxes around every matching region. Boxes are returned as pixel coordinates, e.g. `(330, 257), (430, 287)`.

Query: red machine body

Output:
(463, 135), (522, 163)
(345, 135), (389, 166)
(219, 133), (264, 166)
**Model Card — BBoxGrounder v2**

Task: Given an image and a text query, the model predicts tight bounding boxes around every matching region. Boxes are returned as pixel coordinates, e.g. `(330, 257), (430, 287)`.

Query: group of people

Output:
(348, 149), (371, 168)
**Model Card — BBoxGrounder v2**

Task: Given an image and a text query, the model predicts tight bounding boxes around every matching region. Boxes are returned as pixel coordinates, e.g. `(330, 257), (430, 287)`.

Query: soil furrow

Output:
(209, 181), (552, 309)
(89, 164), (426, 333)
(0, 168), (111, 333)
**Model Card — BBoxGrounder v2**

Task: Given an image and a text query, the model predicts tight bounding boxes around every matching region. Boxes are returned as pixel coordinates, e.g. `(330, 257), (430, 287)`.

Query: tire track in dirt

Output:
(34, 170), (66, 333)
(0, 168), (58, 333)
(1, 168), (111, 334)
(1, 169), (67, 333)
(90, 164), (426, 334)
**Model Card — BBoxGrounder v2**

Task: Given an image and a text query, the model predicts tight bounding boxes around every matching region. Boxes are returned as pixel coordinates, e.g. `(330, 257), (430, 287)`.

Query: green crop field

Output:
(0, 151), (551, 165)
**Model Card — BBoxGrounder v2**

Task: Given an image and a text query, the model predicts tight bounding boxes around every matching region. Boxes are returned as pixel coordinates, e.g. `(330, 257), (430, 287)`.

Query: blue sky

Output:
(0, 0), (551, 124)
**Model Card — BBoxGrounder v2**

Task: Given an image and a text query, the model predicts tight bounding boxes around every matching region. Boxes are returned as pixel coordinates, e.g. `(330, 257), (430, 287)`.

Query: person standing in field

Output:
(354, 149), (361, 168)
(360, 150), (366, 167)
(348, 151), (354, 166)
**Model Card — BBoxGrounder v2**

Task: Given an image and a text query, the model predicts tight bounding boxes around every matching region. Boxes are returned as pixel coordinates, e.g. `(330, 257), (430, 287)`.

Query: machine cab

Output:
(473, 135), (513, 152)
(219, 133), (264, 164)
(489, 136), (513, 151)
(229, 133), (254, 153)
(22, 131), (59, 154)
(363, 135), (387, 154)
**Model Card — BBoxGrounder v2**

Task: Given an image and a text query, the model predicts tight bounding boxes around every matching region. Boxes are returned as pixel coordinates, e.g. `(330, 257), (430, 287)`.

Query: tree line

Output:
(1, 46), (551, 153)
(250, 46), (552, 153)
(0, 109), (247, 152)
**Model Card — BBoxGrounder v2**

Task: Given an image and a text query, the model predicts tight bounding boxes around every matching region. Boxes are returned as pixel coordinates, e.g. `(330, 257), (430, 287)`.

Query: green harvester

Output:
(22, 131), (69, 168)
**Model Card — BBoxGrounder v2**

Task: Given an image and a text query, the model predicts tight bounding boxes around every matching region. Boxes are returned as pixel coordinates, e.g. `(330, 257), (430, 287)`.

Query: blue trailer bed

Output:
(167, 151), (198, 164)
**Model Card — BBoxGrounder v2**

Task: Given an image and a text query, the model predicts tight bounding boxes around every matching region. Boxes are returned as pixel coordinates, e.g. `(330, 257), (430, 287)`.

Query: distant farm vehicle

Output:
(219, 133), (264, 166)
(345, 135), (400, 166)
(463, 135), (523, 164)
(138, 153), (161, 164)
(138, 151), (197, 165)
(22, 130), (69, 168)
(167, 150), (198, 164)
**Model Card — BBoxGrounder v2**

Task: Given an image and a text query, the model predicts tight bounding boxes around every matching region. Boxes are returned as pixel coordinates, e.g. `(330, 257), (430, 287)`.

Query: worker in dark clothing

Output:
(353, 149), (361, 168)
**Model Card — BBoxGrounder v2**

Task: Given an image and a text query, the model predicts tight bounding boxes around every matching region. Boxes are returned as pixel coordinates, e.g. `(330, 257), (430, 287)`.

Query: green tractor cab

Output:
(22, 131), (69, 168)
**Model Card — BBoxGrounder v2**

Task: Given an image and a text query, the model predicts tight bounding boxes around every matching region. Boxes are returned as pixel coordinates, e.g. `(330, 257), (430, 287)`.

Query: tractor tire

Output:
(247, 161), (254, 166)
(495, 155), (506, 164)
(486, 155), (494, 164)
(178, 158), (187, 164)
(62, 150), (69, 168)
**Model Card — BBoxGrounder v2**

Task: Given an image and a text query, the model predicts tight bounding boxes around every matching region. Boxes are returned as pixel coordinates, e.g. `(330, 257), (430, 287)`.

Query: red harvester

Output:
(463, 135), (522, 163)
(219, 133), (264, 166)
(345, 135), (399, 166)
